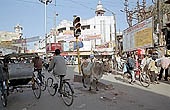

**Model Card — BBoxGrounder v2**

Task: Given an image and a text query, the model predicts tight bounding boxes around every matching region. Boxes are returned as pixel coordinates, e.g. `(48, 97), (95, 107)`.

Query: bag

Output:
(128, 58), (135, 70)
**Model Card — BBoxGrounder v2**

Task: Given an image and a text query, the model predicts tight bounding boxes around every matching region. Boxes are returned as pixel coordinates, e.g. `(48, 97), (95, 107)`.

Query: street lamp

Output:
(39, 0), (52, 59)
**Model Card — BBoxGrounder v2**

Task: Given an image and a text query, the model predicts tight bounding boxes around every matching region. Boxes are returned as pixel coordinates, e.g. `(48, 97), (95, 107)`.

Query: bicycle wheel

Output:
(32, 79), (41, 99)
(41, 74), (46, 91)
(123, 72), (131, 83)
(47, 77), (57, 96)
(1, 91), (7, 107)
(139, 72), (150, 87)
(61, 82), (74, 106)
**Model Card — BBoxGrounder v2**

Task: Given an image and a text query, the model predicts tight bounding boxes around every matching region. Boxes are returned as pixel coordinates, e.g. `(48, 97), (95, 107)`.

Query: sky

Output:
(0, 0), (153, 49)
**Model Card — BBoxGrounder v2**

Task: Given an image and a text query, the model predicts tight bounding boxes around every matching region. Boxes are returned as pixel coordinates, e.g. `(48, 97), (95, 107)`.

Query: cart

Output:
(0, 53), (41, 107)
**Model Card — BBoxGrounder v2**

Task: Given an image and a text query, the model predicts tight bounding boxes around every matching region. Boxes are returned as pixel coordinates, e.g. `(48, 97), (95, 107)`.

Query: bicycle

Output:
(34, 69), (46, 91)
(123, 67), (151, 87)
(47, 75), (74, 106)
(32, 71), (41, 99)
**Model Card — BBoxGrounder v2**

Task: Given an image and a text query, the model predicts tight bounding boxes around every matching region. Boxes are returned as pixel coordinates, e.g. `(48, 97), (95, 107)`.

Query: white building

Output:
(0, 24), (23, 55)
(37, 0), (116, 56)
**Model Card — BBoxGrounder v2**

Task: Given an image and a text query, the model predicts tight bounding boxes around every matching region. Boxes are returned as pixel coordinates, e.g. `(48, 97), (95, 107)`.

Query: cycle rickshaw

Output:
(0, 53), (41, 107)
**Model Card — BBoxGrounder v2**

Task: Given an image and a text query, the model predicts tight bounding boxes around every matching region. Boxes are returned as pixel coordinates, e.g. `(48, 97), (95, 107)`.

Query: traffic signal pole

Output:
(73, 15), (81, 74)
(76, 36), (81, 74)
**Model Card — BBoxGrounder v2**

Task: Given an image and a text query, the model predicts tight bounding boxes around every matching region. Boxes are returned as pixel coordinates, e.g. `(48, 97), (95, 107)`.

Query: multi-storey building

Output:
(37, 0), (117, 57)
(0, 24), (23, 55)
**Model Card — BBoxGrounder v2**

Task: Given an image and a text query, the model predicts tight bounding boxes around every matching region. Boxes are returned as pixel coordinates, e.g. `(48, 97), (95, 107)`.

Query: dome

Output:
(95, 0), (105, 16)
(96, 0), (105, 11)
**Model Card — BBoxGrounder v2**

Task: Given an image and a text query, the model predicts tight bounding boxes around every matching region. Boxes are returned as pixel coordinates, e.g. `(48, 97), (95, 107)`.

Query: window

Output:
(81, 25), (90, 30)
(58, 27), (66, 33)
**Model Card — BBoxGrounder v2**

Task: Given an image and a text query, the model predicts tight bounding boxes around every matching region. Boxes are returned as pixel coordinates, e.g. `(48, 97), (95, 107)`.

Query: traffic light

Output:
(73, 16), (81, 37)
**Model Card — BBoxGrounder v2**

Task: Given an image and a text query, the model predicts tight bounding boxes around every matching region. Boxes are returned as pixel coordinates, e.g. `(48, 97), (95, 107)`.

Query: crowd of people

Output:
(117, 53), (170, 84)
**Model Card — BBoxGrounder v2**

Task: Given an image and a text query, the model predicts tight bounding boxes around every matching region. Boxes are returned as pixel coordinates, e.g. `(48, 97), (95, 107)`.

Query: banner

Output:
(123, 17), (153, 51)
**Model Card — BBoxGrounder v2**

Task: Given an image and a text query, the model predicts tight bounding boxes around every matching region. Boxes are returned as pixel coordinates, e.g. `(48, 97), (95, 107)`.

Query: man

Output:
(48, 49), (67, 92)
(158, 55), (170, 81)
(148, 56), (159, 84)
(141, 55), (149, 74)
(127, 54), (136, 83)
(32, 53), (43, 82)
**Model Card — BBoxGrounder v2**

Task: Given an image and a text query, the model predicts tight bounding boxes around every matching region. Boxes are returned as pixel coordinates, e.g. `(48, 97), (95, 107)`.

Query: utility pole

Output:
(54, 0), (57, 43)
(39, 0), (52, 60)
(157, 0), (160, 46)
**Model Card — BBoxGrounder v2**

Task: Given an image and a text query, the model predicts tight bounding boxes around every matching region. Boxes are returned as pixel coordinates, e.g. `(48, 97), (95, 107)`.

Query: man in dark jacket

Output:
(127, 54), (136, 83)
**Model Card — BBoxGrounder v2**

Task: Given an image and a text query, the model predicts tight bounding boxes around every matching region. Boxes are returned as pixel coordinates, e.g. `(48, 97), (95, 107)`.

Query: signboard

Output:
(63, 42), (70, 51)
(46, 43), (62, 52)
(123, 17), (153, 51)
(0, 41), (12, 46)
(26, 36), (40, 43)
(74, 41), (84, 50)
(83, 34), (101, 41)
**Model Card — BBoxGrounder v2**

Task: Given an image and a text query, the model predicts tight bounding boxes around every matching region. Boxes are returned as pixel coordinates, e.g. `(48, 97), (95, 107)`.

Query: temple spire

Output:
(95, 0), (105, 16)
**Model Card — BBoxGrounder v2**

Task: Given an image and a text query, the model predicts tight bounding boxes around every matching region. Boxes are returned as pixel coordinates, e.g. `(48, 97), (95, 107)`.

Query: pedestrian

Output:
(141, 55), (149, 74)
(158, 55), (170, 81)
(116, 54), (121, 71)
(148, 56), (159, 84)
(127, 54), (136, 83)
(48, 49), (67, 93)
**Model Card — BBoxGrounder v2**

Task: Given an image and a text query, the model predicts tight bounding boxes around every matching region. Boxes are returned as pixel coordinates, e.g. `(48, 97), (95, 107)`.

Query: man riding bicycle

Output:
(32, 53), (43, 82)
(48, 49), (67, 93)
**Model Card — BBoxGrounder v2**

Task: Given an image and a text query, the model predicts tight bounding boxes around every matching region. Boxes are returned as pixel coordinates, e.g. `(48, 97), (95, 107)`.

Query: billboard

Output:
(46, 43), (63, 52)
(123, 17), (153, 51)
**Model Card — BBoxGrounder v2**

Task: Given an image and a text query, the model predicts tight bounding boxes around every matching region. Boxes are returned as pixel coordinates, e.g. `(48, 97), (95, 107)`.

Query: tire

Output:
(47, 77), (57, 96)
(123, 72), (131, 83)
(1, 92), (7, 107)
(139, 72), (150, 87)
(61, 82), (74, 106)
(32, 79), (41, 99)
(41, 75), (46, 91)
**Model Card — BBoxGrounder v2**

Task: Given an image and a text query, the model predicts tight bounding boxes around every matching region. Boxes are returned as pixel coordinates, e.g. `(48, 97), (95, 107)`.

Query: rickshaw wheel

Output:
(32, 78), (41, 99)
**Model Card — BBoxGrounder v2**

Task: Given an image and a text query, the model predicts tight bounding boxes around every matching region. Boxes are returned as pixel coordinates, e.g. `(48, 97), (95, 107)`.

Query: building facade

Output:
(0, 24), (23, 55)
(37, 0), (117, 56)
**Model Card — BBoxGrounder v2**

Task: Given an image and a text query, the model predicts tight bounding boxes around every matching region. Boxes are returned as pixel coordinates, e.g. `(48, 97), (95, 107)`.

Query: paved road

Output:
(0, 65), (170, 110)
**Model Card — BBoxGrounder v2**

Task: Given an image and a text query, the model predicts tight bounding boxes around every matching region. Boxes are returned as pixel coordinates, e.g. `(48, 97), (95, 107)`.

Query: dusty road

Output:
(0, 65), (170, 110)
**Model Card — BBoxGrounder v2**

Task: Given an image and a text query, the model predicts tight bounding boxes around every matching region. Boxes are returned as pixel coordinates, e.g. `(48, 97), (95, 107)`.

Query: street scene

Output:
(0, 65), (170, 110)
(0, 0), (170, 110)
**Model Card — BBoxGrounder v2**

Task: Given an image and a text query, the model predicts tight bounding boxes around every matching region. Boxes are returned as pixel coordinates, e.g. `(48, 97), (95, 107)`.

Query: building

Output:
(0, 24), (23, 55)
(37, 0), (117, 57)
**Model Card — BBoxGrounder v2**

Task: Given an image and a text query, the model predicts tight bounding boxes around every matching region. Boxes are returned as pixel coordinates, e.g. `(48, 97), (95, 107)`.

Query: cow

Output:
(81, 60), (110, 91)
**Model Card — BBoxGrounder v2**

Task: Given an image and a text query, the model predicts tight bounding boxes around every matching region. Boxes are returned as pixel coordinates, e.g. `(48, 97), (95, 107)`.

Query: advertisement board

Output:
(46, 43), (62, 52)
(123, 17), (153, 51)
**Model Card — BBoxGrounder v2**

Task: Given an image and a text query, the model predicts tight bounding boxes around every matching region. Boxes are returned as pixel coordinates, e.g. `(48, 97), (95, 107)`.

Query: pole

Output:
(45, 1), (48, 60)
(113, 13), (117, 54)
(54, 0), (57, 43)
(73, 15), (81, 74)
(76, 36), (81, 74)
(39, 0), (51, 60)
(157, 0), (160, 46)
